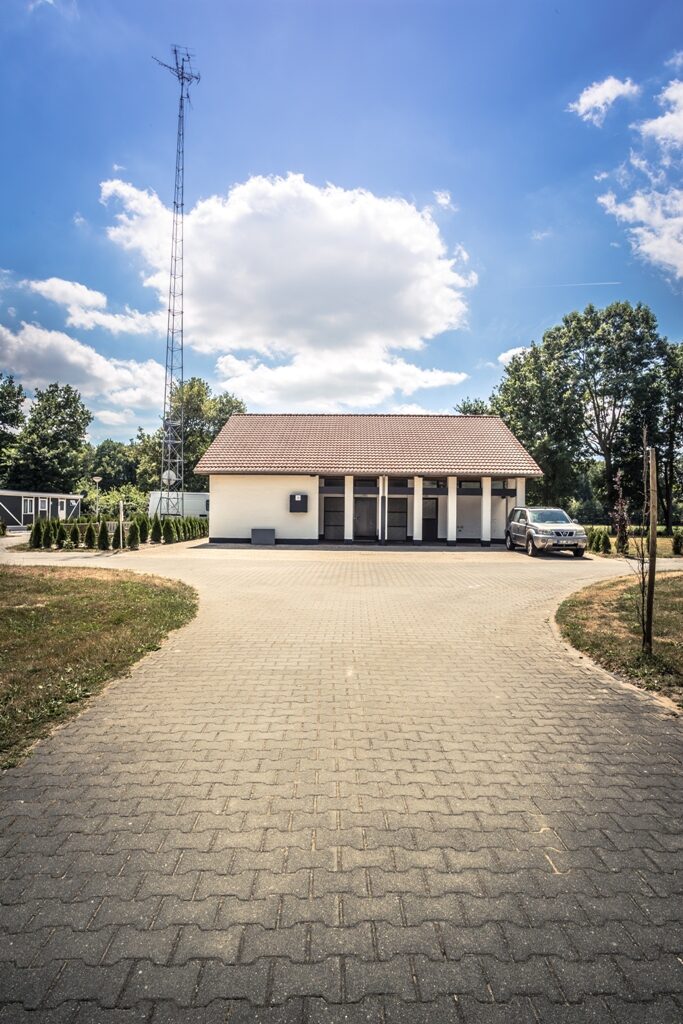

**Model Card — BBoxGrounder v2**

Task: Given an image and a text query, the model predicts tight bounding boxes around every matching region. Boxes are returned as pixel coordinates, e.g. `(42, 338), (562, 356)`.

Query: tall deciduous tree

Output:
(559, 302), (662, 508)
(0, 374), (26, 483)
(91, 439), (138, 491)
(453, 397), (491, 415)
(657, 341), (683, 534)
(490, 336), (586, 506)
(4, 384), (92, 492)
(132, 378), (245, 491)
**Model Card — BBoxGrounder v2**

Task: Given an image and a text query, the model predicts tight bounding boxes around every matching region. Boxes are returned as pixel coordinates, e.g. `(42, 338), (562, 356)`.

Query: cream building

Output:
(195, 414), (542, 545)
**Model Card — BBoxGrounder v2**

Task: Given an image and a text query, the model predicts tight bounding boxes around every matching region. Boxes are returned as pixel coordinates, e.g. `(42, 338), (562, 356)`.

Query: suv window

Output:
(518, 511), (527, 524)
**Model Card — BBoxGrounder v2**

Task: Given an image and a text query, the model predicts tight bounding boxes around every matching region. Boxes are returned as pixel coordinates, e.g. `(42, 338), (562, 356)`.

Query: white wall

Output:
(209, 475), (319, 541)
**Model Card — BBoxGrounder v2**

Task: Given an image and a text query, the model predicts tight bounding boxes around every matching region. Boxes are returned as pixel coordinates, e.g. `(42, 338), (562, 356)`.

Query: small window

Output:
(388, 477), (409, 487)
(39, 498), (48, 511)
(323, 476), (344, 487)
(23, 497), (34, 515)
(518, 511), (527, 524)
(205, 499), (210, 511)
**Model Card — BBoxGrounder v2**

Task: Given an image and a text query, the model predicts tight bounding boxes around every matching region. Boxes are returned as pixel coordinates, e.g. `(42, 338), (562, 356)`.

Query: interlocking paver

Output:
(1, 540), (682, 1021)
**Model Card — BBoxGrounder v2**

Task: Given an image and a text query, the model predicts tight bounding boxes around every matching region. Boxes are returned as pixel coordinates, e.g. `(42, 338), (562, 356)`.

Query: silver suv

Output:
(506, 507), (588, 558)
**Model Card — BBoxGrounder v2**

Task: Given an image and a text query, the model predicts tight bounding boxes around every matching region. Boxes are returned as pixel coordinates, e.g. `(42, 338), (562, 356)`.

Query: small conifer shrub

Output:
(138, 516), (149, 544)
(112, 522), (124, 550)
(163, 518), (175, 544)
(56, 524), (68, 549)
(42, 521), (53, 549)
(70, 523), (80, 547)
(600, 531), (612, 555)
(84, 522), (97, 549)
(151, 514), (162, 543)
(673, 531), (683, 556)
(127, 521), (140, 550)
(97, 520), (110, 550)
(29, 520), (43, 549)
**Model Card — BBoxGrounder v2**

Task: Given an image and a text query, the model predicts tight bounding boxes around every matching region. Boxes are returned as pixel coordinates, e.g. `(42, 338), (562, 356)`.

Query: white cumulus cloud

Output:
(568, 76), (640, 127)
(0, 322), (165, 409)
(99, 172), (476, 410)
(638, 79), (683, 148)
(599, 188), (683, 279)
(24, 275), (163, 336)
(433, 190), (457, 211)
(498, 346), (528, 366)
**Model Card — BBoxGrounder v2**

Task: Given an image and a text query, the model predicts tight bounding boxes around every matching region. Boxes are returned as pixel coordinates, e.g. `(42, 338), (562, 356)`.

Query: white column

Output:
(447, 476), (458, 545)
(515, 477), (526, 508)
(481, 476), (492, 546)
(344, 475), (354, 543)
(413, 476), (423, 543)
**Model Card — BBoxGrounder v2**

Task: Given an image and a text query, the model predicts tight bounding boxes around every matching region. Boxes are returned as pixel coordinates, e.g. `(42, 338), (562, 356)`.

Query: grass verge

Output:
(556, 571), (683, 709)
(0, 566), (197, 768)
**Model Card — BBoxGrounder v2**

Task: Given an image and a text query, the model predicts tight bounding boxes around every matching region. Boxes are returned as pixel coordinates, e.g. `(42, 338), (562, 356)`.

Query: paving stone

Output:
(1, 543), (681, 1021)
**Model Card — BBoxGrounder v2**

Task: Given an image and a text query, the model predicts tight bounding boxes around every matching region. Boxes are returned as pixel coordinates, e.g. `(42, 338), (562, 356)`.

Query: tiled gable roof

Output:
(195, 414), (542, 478)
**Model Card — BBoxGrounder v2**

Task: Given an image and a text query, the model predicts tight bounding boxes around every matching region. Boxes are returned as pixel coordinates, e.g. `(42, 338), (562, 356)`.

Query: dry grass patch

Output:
(556, 572), (683, 709)
(0, 566), (197, 768)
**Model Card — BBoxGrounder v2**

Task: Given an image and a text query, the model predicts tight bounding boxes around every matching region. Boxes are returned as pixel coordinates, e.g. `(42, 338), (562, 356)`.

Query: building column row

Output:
(340, 474), (528, 544)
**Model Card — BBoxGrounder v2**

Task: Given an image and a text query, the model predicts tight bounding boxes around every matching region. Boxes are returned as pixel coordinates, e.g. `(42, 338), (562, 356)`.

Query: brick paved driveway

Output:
(1, 542), (682, 1023)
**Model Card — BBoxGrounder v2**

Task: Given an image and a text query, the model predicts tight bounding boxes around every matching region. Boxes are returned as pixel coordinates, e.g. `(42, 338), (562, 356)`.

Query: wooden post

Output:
(119, 500), (124, 552)
(644, 447), (657, 655)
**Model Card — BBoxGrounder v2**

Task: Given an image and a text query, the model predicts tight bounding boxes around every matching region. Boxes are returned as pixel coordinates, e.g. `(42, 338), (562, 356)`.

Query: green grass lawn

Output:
(556, 571), (683, 709)
(0, 566), (197, 768)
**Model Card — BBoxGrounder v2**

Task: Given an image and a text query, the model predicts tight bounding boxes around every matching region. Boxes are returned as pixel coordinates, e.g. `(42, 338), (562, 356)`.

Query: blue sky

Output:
(2, 0), (683, 441)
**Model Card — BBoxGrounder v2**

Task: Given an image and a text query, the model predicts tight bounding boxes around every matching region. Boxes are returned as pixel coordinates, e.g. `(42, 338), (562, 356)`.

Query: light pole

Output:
(92, 476), (102, 520)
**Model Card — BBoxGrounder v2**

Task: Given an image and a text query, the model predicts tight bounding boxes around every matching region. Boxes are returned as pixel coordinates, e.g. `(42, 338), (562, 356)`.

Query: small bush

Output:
(127, 521), (140, 550)
(29, 520), (43, 549)
(600, 531), (612, 555)
(84, 522), (97, 549)
(97, 521), (110, 551)
(151, 514), (162, 544)
(62, 538), (74, 551)
(69, 524), (80, 547)
(56, 524), (68, 549)
(112, 522), (125, 550)
(673, 531), (683, 556)
(42, 521), (53, 549)
(138, 516), (149, 544)
(0, 520), (6, 537)
(163, 518), (175, 544)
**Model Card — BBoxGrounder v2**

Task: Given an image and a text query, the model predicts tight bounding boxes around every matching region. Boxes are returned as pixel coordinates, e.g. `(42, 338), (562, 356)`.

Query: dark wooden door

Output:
(422, 497), (438, 541)
(354, 497), (377, 540)
(387, 498), (408, 542)
(323, 496), (344, 541)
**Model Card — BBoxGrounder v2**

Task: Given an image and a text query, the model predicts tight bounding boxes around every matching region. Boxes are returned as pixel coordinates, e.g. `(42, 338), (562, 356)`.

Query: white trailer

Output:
(148, 490), (209, 518)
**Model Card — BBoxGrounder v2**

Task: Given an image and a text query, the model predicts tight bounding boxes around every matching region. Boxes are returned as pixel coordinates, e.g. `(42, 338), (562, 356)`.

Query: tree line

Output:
(0, 375), (245, 513)
(457, 302), (683, 532)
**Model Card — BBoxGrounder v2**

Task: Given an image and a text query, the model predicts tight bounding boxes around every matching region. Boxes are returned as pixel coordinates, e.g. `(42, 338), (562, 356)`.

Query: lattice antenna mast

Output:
(154, 46), (200, 519)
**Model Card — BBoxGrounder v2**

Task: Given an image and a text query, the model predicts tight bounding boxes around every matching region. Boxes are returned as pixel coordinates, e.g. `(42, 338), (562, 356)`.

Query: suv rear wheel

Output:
(526, 536), (538, 557)
(505, 532), (514, 551)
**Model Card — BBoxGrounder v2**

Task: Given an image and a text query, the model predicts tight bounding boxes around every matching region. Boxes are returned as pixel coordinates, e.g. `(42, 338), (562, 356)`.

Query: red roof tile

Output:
(195, 414), (541, 478)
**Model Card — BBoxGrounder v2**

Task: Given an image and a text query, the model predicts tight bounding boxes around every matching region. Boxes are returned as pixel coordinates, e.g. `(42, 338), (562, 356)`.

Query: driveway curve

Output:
(1, 541), (682, 1023)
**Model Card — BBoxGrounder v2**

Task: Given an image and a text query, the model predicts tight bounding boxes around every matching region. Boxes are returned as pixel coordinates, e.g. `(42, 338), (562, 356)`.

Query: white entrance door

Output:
(58, 499), (66, 521)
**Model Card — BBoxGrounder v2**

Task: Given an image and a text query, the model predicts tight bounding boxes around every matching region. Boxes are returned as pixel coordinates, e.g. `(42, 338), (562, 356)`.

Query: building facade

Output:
(0, 490), (81, 529)
(195, 414), (542, 545)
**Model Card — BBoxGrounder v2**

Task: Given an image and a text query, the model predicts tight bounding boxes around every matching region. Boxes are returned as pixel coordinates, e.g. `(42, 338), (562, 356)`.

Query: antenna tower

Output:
(154, 46), (200, 518)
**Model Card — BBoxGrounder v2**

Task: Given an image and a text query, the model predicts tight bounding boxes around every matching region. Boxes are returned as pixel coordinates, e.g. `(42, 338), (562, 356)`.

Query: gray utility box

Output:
(289, 493), (308, 513)
(251, 528), (275, 545)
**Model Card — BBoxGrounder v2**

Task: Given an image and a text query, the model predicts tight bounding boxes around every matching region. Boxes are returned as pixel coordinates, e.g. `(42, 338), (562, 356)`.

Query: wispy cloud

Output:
(530, 228), (552, 242)
(568, 76), (640, 127)
(433, 190), (457, 212)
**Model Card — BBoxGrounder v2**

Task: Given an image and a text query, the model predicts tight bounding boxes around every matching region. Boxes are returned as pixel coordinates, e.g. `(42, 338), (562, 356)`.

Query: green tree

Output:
(112, 522), (125, 550)
(4, 384), (92, 492)
(29, 519), (43, 549)
(162, 518), (175, 544)
(454, 397), (491, 415)
(69, 523), (80, 547)
(42, 521), (53, 549)
(127, 520), (140, 550)
(97, 484), (148, 520)
(91, 439), (137, 491)
(97, 520), (110, 551)
(150, 514), (162, 543)
(491, 337), (585, 506)
(657, 341), (683, 534)
(84, 522), (97, 549)
(559, 302), (662, 508)
(0, 374), (25, 483)
(131, 378), (245, 492)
